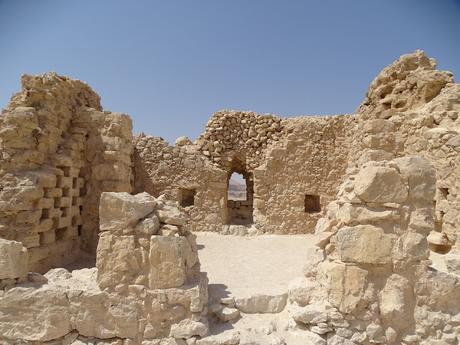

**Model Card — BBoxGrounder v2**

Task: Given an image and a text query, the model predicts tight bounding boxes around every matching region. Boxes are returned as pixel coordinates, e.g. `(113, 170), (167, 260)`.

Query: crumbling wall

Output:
(134, 111), (354, 234)
(0, 73), (133, 272)
(133, 135), (228, 232)
(353, 50), (460, 266)
(0, 192), (209, 344)
(289, 155), (460, 344)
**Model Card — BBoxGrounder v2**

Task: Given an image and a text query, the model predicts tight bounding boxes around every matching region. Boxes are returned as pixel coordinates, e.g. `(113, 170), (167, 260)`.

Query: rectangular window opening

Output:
(304, 194), (321, 213)
(179, 188), (196, 207)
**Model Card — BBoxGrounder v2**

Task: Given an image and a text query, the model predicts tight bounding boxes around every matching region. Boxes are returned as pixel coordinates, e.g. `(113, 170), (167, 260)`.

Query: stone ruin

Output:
(0, 50), (459, 344)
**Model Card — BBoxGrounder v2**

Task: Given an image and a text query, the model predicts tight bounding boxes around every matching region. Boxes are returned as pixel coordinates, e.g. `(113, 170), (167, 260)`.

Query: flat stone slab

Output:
(195, 232), (317, 312)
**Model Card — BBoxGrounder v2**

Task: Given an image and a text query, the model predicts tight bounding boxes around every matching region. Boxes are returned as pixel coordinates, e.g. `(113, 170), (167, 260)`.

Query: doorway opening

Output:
(226, 159), (253, 225)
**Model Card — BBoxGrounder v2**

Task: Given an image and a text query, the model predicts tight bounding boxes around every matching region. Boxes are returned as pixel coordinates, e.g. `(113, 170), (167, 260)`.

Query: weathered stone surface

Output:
(170, 319), (208, 339)
(321, 261), (369, 314)
(288, 303), (329, 324)
(0, 51), (459, 345)
(157, 205), (186, 226)
(149, 236), (189, 289)
(354, 165), (408, 203)
(99, 192), (156, 232)
(287, 276), (318, 307)
(336, 225), (393, 264)
(235, 293), (287, 314)
(0, 284), (71, 342)
(0, 239), (28, 280)
(96, 233), (140, 289)
(379, 274), (412, 327)
(196, 330), (240, 345)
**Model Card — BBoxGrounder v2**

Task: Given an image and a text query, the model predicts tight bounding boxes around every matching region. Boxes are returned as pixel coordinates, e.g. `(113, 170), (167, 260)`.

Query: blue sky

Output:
(0, 1), (459, 144)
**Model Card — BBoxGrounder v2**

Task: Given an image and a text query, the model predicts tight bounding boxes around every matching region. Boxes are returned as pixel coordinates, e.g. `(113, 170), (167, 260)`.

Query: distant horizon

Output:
(1, 1), (459, 144)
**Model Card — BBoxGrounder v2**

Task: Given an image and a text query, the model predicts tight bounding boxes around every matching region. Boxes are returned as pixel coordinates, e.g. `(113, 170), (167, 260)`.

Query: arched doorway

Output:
(226, 158), (253, 225)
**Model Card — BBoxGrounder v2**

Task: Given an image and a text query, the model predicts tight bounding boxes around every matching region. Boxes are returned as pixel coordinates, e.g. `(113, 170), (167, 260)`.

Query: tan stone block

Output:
(53, 154), (73, 167)
(354, 165), (408, 204)
(55, 197), (72, 208)
(40, 231), (56, 244)
(149, 236), (188, 289)
(99, 192), (156, 232)
(336, 225), (394, 265)
(0, 239), (28, 279)
(34, 219), (54, 233)
(16, 210), (42, 224)
(17, 232), (40, 248)
(57, 176), (72, 188)
(44, 188), (62, 198)
(37, 198), (54, 209)
(96, 233), (140, 289)
(58, 217), (71, 228)
(321, 261), (369, 314)
(28, 246), (51, 264)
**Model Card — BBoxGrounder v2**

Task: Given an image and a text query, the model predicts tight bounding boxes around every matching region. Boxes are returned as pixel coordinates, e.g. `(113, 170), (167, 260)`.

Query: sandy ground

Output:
(195, 232), (318, 301)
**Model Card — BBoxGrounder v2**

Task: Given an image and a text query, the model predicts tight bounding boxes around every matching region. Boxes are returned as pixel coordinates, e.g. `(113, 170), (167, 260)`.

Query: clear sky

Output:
(1, 1), (459, 144)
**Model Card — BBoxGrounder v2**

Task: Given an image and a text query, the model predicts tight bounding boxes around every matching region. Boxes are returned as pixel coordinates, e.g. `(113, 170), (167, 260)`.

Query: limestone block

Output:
(0, 185), (43, 212)
(288, 303), (329, 324)
(159, 224), (180, 237)
(287, 276), (317, 306)
(394, 156), (436, 202)
(320, 261), (369, 314)
(354, 165), (408, 203)
(0, 239), (28, 280)
(196, 330), (240, 345)
(336, 203), (396, 226)
(17, 232), (41, 248)
(170, 319), (208, 339)
(15, 209), (42, 224)
(215, 306), (240, 322)
(234, 293), (287, 313)
(0, 284), (71, 342)
(157, 205), (186, 226)
(99, 192), (156, 232)
(379, 274), (412, 328)
(69, 289), (139, 339)
(149, 236), (188, 289)
(96, 233), (141, 289)
(135, 214), (160, 236)
(392, 232), (429, 262)
(336, 225), (394, 264)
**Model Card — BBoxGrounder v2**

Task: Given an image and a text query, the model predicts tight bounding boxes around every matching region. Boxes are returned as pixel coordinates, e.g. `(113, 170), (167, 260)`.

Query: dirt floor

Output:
(195, 232), (317, 301)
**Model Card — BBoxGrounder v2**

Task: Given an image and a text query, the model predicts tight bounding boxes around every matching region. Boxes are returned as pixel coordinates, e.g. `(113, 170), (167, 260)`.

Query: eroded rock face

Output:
(359, 49), (454, 120)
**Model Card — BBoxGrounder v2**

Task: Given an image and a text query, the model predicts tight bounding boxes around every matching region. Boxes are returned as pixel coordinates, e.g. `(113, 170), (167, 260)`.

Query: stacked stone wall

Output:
(0, 73), (133, 272)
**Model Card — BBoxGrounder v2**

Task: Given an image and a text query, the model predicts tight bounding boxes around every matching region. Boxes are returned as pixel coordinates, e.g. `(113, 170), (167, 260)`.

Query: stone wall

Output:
(289, 155), (460, 345)
(0, 73), (133, 272)
(0, 192), (208, 344)
(133, 112), (354, 234)
(351, 50), (460, 267)
(253, 115), (354, 233)
(133, 135), (228, 232)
